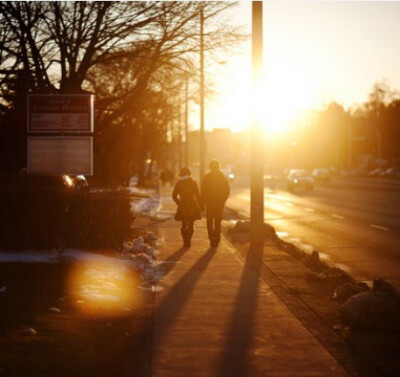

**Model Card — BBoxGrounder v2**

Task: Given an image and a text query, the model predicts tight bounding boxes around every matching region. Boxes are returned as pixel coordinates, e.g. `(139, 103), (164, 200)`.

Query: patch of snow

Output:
(131, 196), (161, 217)
(23, 327), (37, 336)
(0, 236), (163, 287)
(0, 249), (129, 265)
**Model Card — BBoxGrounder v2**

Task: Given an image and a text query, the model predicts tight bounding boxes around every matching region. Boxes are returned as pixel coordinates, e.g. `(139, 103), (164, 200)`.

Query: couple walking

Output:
(172, 159), (230, 248)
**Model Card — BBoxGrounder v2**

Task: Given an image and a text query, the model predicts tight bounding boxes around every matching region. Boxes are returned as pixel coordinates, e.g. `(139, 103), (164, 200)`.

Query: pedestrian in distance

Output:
(172, 167), (202, 248)
(165, 169), (174, 186)
(201, 159), (230, 248)
(159, 169), (167, 186)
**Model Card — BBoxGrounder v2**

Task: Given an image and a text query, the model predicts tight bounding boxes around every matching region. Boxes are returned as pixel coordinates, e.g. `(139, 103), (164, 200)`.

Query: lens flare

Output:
(69, 259), (140, 317)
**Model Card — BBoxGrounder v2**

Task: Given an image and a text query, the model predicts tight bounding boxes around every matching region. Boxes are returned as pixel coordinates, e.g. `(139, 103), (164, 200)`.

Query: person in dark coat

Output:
(172, 167), (202, 247)
(201, 159), (230, 247)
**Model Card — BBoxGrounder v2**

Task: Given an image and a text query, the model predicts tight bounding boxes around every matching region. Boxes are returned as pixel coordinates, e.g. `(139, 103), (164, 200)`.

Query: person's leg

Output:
(181, 220), (188, 246)
(206, 211), (214, 245)
(213, 211), (223, 245)
(186, 220), (194, 247)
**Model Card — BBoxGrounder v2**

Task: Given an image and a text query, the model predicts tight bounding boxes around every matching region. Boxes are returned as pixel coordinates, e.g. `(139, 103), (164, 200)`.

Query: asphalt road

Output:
(227, 175), (400, 290)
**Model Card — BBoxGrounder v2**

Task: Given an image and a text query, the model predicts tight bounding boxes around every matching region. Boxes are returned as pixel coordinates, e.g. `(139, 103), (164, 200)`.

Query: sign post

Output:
(27, 94), (94, 175)
(28, 94), (93, 133)
(28, 137), (93, 176)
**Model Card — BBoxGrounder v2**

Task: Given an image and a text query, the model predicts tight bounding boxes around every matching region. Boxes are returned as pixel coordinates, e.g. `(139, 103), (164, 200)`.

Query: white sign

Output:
(28, 94), (93, 133)
(28, 137), (93, 175)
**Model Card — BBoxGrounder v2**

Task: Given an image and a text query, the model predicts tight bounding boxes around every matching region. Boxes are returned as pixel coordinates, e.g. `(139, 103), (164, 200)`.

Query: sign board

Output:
(28, 94), (93, 133)
(28, 137), (93, 175)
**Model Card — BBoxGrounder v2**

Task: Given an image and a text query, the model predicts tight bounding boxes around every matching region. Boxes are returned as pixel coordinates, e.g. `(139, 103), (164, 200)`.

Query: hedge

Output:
(0, 182), (133, 250)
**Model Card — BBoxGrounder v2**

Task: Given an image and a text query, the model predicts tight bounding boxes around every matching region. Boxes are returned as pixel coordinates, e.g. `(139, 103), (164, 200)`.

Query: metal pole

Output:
(185, 76), (189, 167)
(199, 7), (205, 182)
(377, 129), (381, 160)
(251, 1), (264, 249)
(348, 120), (352, 171)
(178, 99), (182, 168)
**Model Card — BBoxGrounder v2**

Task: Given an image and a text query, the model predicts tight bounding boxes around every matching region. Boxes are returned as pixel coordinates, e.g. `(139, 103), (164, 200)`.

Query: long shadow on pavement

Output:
(218, 244), (263, 377)
(122, 246), (217, 377)
(152, 246), (217, 349)
(158, 246), (189, 278)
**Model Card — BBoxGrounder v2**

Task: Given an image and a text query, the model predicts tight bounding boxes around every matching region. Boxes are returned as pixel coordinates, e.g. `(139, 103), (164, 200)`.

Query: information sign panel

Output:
(27, 137), (93, 175)
(28, 94), (93, 133)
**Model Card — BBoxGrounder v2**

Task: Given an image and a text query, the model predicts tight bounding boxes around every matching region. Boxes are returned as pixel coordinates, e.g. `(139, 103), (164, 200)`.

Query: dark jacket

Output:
(201, 170), (230, 211)
(172, 177), (202, 221)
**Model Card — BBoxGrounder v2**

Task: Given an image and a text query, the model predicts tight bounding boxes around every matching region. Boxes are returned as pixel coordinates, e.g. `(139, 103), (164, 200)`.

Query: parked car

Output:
(18, 172), (89, 192)
(312, 168), (331, 183)
(286, 169), (314, 192)
(367, 167), (384, 177)
(380, 167), (400, 179)
(74, 175), (89, 192)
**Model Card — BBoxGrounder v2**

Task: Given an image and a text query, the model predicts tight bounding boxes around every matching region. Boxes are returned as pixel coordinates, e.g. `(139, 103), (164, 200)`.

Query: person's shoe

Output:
(184, 241), (191, 247)
(210, 241), (218, 248)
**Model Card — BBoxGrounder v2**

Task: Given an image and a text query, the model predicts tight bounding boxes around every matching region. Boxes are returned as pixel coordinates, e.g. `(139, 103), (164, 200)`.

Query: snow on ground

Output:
(128, 176), (161, 217)
(131, 196), (161, 217)
(0, 249), (122, 264)
(0, 176), (165, 289)
(0, 242), (163, 291)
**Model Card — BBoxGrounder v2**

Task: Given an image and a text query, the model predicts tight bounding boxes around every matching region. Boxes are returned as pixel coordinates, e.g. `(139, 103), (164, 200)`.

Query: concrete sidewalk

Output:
(129, 185), (351, 377)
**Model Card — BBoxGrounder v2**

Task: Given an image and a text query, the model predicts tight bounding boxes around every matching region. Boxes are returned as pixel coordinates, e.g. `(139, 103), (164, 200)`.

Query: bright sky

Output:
(199, 0), (400, 134)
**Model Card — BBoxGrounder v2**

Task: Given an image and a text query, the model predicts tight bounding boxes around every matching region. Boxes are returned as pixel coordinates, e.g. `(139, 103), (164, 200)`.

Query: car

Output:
(367, 167), (384, 177)
(18, 172), (89, 192)
(286, 169), (314, 192)
(312, 168), (331, 183)
(73, 175), (89, 192)
(58, 174), (89, 192)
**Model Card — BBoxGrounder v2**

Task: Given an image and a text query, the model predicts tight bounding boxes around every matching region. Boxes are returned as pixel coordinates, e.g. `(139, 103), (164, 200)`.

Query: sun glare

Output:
(260, 59), (319, 136)
(209, 56), (319, 136)
(262, 81), (310, 135)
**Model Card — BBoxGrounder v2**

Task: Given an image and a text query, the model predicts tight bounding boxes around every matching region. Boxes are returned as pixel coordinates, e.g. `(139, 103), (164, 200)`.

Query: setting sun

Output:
(261, 58), (318, 135)
(208, 56), (318, 136)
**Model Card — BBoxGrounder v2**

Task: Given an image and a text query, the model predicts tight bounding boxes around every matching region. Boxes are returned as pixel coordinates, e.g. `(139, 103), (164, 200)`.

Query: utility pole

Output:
(178, 99), (182, 169)
(199, 6), (205, 182)
(185, 76), (189, 168)
(251, 1), (264, 249)
(348, 120), (352, 171)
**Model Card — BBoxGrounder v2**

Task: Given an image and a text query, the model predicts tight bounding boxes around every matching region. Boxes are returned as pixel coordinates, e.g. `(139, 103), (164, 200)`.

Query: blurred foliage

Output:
(0, 178), (133, 250)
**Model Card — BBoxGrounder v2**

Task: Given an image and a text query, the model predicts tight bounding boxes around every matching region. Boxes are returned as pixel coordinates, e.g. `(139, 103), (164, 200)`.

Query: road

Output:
(227, 175), (400, 290)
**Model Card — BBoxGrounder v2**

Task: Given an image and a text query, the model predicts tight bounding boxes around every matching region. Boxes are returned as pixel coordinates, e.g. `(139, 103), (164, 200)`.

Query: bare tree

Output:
(85, 2), (244, 184)
(0, 1), (245, 182)
(0, 1), (161, 92)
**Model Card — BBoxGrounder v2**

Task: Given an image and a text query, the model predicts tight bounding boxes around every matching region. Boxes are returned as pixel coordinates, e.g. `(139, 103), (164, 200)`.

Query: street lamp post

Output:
(348, 120), (352, 171)
(377, 128), (382, 160)
(251, 1), (264, 249)
(178, 99), (182, 169)
(185, 75), (189, 168)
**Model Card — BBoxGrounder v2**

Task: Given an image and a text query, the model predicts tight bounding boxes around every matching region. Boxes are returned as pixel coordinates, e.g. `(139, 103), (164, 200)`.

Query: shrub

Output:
(0, 181), (133, 250)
